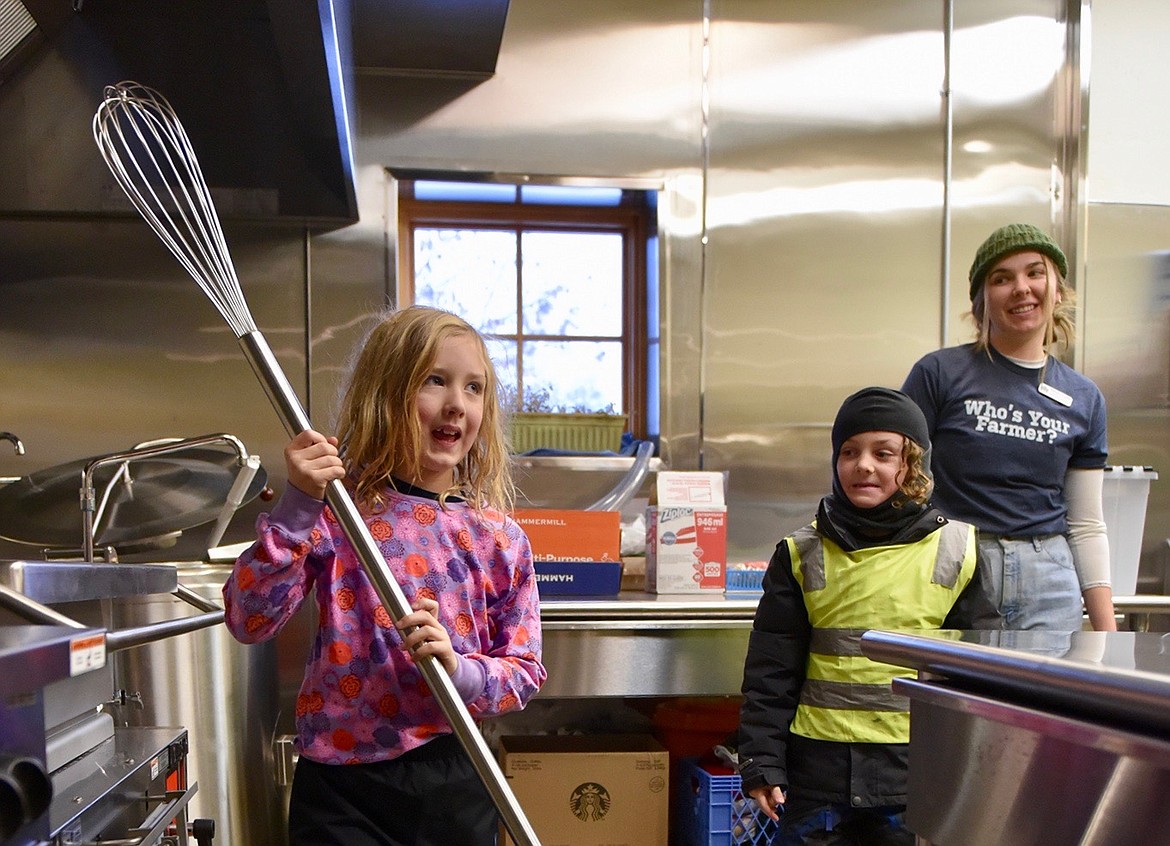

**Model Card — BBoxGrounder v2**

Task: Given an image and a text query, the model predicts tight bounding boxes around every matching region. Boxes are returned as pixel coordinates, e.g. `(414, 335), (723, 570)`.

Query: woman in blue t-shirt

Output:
(902, 223), (1116, 631)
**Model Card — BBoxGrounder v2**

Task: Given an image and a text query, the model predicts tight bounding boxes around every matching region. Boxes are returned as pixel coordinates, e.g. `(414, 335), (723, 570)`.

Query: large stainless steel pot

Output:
(112, 562), (284, 845)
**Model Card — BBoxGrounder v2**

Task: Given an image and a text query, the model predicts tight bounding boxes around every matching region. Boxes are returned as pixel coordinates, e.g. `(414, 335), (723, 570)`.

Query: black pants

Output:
(288, 735), (498, 845)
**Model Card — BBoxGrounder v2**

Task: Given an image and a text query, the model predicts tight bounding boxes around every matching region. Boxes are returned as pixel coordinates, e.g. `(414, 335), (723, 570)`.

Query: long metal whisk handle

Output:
(239, 332), (540, 846)
(93, 80), (539, 845)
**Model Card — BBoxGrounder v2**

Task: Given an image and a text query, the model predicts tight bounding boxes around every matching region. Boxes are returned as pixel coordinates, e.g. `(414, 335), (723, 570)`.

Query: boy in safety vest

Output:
(737, 386), (1001, 845)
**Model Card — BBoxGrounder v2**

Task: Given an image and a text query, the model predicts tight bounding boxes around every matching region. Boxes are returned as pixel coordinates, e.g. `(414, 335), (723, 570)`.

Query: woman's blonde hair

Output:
(335, 306), (514, 513)
(971, 254), (1077, 356)
(895, 439), (932, 507)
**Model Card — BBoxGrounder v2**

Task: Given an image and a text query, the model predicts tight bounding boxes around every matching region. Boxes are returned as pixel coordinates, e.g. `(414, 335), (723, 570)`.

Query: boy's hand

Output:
(748, 784), (786, 822)
(284, 430), (345, 500)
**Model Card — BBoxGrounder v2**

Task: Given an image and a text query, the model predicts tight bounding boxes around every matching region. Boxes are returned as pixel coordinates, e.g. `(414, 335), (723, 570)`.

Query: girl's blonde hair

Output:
(971, 254), (1077, 356)
(335, 306), (514, 513)
(895, 438), (932, 507)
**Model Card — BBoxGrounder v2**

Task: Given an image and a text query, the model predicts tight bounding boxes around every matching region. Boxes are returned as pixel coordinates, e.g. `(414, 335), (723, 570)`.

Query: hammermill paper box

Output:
(645, 470), (728, 593)
(499, 735), (669, 846)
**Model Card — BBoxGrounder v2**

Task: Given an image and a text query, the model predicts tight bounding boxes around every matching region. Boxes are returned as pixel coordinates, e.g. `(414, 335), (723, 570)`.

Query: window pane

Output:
(414, 228), (518, 334)
(519, 185), (623, 206)
(521, 231), (622, 336)
(414, 181), (517, 203)
(484, 338), (518, 408)
(523, 340), (623, 413)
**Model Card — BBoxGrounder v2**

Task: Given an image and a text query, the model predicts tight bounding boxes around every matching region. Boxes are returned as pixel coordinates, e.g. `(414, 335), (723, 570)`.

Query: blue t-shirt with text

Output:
(902, 344), (1107, 537)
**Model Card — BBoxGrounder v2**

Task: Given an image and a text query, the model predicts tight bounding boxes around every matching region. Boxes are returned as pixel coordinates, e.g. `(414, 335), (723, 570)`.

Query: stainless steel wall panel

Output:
(948, 0), (1071, 348)
(112, 564), (284, 846)
(0, 3), (1158, 575)
(0, 220), (311, 559)
(704, 0), (948, 561)
(305, 178), (395, 428)
(1081, 203), (1170, 591)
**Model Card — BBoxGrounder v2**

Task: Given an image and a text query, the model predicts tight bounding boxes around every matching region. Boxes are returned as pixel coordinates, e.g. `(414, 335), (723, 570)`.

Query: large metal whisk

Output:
(93, 80), (540, 846)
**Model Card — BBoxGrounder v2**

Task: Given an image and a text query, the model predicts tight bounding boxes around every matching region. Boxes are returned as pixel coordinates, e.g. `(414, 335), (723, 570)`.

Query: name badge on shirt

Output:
(1038, 382), (1072, 407)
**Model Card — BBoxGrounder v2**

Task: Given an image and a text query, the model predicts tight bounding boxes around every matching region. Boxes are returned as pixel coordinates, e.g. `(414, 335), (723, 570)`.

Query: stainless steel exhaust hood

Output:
(352, 0), (509, 79)
(0, 0), (510, 226)
(1, 0), (361, 224)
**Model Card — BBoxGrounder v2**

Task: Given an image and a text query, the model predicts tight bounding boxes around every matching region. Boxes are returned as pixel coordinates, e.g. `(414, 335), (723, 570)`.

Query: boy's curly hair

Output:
(893, 438), (933, 507)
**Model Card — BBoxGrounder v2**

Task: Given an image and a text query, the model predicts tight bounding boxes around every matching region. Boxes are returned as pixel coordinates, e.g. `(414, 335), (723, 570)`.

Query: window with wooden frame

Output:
(395, 177), (658, 441)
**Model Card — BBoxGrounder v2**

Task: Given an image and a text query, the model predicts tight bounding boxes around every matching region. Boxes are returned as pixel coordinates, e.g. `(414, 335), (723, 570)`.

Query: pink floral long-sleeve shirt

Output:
(222, 483), (545, 765)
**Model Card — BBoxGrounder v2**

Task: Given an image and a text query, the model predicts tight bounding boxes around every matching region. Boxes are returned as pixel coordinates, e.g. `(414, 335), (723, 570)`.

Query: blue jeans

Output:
(775, 805), (913, 846)
(978, 534), (1084, 631)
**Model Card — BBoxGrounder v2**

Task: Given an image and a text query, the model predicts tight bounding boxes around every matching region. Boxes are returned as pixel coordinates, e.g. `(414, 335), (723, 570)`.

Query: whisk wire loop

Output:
(92, 81), (257, 337)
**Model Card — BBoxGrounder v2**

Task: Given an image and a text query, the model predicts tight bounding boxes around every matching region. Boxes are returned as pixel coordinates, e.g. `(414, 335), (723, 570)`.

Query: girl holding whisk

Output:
(223, 305), (546, 846)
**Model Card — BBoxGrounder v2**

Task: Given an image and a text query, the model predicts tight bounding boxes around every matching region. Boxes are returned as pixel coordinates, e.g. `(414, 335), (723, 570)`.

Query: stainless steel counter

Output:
(860, 630), (1170, 846)
(538, 591), (757, 697)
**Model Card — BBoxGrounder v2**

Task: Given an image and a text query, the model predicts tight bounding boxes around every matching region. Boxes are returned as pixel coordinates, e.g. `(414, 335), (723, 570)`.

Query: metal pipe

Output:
(239, 330), (540, 846)
(0, 432), (24, 455)
(0, 583), (86, 628)
(1112, 595), (1170, 633)
(105, 611), (224, 653)
(585, 439), (654, 511)
(940, 0), (953, 348)
(174, 583), (223, 614)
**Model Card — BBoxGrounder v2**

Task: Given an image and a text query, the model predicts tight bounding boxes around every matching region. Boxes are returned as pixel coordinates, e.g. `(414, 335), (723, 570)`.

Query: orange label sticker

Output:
(70, 634), (107, 676)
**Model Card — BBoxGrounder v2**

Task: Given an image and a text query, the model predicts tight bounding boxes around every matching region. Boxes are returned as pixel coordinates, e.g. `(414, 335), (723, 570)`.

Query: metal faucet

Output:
(0, 432), (24, 455)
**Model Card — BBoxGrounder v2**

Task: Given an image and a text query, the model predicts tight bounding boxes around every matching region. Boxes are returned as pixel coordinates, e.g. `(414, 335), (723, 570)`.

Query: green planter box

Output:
(509, 412), (627, 454)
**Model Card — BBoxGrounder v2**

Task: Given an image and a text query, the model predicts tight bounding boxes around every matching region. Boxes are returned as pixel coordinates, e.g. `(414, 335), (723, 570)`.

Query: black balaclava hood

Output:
(818, 387), (934, 550)
(830, 386), (930, 464)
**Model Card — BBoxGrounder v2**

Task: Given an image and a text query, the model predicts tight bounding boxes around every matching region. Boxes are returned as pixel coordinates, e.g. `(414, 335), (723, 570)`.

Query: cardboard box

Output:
(652, 471), (725, 506)
(534, 560), (623, 597)
(499, 734), (669, 846)
(513, 509), (622, 562)
(645, 472), (728, 594)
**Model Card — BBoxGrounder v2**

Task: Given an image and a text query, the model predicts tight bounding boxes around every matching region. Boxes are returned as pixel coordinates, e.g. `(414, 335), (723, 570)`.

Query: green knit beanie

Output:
(968, 223), (1068, 301)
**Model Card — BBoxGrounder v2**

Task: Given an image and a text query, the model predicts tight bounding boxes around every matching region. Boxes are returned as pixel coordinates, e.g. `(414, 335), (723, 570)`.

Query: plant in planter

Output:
(503, 385), (627, 453)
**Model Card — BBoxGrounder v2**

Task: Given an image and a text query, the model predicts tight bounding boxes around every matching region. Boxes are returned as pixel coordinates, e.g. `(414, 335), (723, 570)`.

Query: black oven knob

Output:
(191, 817), (215, 845)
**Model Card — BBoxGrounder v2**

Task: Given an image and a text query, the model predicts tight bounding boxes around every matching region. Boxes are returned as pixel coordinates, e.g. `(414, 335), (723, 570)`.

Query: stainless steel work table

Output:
(537, 592), (759, 697)
(860, 629), (1170, 846)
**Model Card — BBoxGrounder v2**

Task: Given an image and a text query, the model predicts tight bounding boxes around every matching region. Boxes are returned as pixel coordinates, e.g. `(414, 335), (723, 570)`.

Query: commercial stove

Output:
(0, 625), (205, 846)
(0, 435), (264, 844)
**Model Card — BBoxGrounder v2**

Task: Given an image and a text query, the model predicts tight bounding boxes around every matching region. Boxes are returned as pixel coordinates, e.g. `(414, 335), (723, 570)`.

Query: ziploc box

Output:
(645, 471), (727, 593)
(499, 734), (669, 846)
(512, 509), (623, 596)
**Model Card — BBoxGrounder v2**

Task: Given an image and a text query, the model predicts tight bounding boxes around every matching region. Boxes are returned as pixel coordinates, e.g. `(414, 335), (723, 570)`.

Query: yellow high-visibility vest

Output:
(788, 519), (977, 745)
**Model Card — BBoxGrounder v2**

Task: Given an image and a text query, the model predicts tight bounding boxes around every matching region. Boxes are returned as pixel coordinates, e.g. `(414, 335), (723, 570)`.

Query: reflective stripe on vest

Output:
(788, 520), (977, 744)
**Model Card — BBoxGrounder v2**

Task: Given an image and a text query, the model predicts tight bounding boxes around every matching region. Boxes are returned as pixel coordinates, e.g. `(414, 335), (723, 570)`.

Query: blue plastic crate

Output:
(724, 567), (765, 595)
(678, 758), (779, 846)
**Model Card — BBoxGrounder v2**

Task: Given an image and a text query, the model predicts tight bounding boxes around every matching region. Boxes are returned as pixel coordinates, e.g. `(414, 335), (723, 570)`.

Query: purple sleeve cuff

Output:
(267, 485), (326, 539)
(451, 655), (487, 703)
